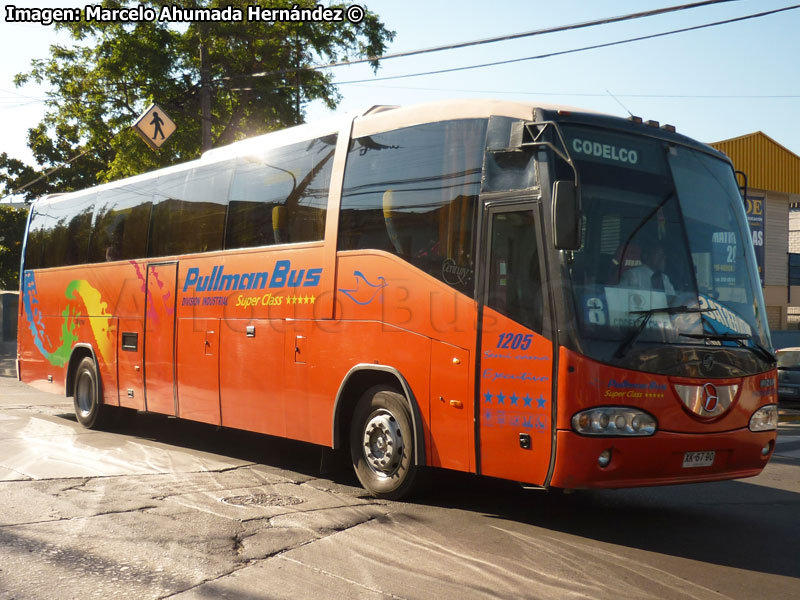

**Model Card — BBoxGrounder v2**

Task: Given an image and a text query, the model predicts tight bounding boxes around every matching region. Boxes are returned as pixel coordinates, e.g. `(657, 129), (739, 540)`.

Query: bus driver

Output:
(620, 243), (675, 296)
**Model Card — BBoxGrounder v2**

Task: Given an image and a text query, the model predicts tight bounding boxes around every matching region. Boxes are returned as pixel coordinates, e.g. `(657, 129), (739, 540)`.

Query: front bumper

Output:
(549, 428), (775, 489)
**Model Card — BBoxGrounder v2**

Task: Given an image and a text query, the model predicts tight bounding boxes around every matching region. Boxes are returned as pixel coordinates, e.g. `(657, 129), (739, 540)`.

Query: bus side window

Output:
(225, 136), (335, 250)
(89, 186), (152, 263)
(39, 193), (95, 268)
(339, 119), (487, 295)
(24, 207), (47, 270)
(148, 163), (230, 258)
(486, 210), (543, 334)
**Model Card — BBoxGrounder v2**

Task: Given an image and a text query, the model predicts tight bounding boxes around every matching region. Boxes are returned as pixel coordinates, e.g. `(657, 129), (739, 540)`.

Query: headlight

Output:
(749, 404), (778, 432)
(572, 407), (657, 436)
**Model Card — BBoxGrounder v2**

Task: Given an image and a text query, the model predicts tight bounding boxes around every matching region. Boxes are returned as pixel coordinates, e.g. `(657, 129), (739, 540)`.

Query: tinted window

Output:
(339, 120), (487, 294)
(90, 184), (152, 262)
(24, 206), (47, 270)
(225, 136), (336, 250)
(39, 193), (95, 268)
(486, 210), (543, 333)
(148, 162), (232, 258)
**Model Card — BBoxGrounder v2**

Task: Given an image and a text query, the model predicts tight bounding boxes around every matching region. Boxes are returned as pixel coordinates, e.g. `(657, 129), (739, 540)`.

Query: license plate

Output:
(682, 451), (715, 468)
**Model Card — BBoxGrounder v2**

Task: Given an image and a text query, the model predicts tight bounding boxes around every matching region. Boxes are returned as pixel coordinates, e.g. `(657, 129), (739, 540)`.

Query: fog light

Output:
(761, 442), (772, 456)
(598, 450), (612, 467)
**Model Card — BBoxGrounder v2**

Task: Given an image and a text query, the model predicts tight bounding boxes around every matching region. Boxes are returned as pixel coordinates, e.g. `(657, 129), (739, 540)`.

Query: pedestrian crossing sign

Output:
(132, 103), (176, 151)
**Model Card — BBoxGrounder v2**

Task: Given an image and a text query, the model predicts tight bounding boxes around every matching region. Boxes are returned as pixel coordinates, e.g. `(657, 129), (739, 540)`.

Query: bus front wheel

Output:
(73, 357), (112, 429)
(350, 386), (420, 500)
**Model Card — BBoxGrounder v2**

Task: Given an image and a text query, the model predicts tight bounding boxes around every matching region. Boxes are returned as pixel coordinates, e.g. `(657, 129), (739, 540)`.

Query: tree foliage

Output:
(0, 205), (29, 289)
(1, 0), (393, 201)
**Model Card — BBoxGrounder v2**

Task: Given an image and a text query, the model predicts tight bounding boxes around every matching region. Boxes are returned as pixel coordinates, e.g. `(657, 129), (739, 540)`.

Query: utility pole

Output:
(199, 40), (212, 152)
(295, 35), (301, 125)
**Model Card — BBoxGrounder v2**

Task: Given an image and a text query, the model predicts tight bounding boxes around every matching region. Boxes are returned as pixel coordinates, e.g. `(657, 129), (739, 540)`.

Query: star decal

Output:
(484, 391), (493, 404)
(537, 395), (547, 409)
(523, 394), (533, 408)
(509, 393), (519, 406)
(496, 391), (506, 405)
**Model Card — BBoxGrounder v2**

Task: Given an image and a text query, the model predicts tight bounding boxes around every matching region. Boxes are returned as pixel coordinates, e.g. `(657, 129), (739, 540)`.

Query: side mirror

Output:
(552, 180), (581, 250)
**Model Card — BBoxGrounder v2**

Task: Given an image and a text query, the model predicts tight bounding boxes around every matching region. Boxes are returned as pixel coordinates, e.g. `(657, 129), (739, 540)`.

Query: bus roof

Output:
(32, 98), (717, 209)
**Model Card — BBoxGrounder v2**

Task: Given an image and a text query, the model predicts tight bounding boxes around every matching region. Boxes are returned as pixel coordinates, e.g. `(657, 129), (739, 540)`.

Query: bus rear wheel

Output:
(350, 386), (420, 500)
(73, 357), (112, 429)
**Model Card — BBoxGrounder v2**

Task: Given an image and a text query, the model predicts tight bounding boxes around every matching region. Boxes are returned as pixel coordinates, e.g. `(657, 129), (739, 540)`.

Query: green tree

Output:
(1, 0), (393, 201)
(0, 205), (29, 289)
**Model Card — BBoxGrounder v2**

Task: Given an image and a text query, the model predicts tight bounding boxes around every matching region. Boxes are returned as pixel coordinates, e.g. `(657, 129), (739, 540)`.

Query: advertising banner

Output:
(746, 193), (765, 286)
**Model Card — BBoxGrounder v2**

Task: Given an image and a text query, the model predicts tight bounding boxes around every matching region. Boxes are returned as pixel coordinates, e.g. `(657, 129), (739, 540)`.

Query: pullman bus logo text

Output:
(183, 260), (322, 293)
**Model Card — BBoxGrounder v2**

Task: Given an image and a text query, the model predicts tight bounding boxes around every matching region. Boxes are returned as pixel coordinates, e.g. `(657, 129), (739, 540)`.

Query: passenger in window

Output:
(272, 206), (288, 244)
(382, 190), (406, 255)
(619, 243), (675, 295)
(105, 231), (122, 262)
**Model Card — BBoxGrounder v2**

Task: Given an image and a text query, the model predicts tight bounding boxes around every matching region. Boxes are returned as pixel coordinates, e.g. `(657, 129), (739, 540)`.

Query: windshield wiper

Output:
(614, 306), (712, 359)
(679, 332), (776, 363)
(614, 191), (675, 283)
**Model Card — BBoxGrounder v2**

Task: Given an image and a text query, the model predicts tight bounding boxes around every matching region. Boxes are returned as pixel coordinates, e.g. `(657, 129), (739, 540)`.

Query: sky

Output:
(1, 0), (799, 197)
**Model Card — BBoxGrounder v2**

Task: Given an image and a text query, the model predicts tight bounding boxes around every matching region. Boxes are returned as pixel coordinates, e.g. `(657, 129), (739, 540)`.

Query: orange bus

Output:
(17, 100), (779, 498)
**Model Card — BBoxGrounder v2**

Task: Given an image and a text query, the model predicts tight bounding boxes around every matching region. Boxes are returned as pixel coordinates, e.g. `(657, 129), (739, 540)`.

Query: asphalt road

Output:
(1, 372), (800, 599)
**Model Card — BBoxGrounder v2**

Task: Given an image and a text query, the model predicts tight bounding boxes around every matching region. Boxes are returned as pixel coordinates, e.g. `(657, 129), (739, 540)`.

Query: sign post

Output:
(132, 103), (176, 151)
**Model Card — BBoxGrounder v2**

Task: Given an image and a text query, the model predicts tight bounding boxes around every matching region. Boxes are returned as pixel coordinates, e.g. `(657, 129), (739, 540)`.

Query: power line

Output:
(224, 0), (740, 83)
(334, 4), (800, 85)
(340, 83), (800, 99)
(345, 0), (739, 64)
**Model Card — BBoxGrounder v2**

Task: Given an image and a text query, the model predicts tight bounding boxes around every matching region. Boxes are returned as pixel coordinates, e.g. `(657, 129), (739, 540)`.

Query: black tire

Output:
(350, 385), (421, 500)
(73, 356), (113, 429)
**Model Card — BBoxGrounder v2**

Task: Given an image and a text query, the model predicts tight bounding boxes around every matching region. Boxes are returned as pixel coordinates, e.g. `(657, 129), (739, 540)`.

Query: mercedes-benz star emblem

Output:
(702, 383), (719, 412)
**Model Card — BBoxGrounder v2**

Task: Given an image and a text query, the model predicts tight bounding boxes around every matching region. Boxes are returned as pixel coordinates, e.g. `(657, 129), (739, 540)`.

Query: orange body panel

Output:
(429, 341), (472, 471)
(117, 318), (144, 410)
(176, 318), (220, 425)
(553, 347), (777, 488)
(17, 245), (777, 490)
(478, 308), (553, 485)
(219, 318), (286, 437)
(144, 263), (177, 415)
(550, 429), (774, 489)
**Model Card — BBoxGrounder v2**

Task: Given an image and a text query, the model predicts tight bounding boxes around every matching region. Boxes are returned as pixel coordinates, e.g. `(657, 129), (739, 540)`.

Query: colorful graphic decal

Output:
(132, 260), (174, 323)
(22, 271), (113, 367)
(66, 280), (114, 365)
(338, 270), (387, 305)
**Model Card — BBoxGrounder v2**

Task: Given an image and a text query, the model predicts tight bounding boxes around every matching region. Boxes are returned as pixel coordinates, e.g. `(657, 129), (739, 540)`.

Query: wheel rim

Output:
(362, 409), (404, 478)
(75, 370), (95, 419)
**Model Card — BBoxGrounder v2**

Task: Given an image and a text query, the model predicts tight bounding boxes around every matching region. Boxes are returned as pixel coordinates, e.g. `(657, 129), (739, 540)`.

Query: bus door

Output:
(143, 262), (178, 415)
(478, 203), (553, 484)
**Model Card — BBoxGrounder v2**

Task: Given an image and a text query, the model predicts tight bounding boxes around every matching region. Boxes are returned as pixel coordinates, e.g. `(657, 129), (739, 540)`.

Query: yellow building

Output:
(710, 132), (800, 331)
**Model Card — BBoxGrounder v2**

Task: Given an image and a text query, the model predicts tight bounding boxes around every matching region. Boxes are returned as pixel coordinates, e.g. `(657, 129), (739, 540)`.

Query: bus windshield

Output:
(561, 125), (770, 365)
